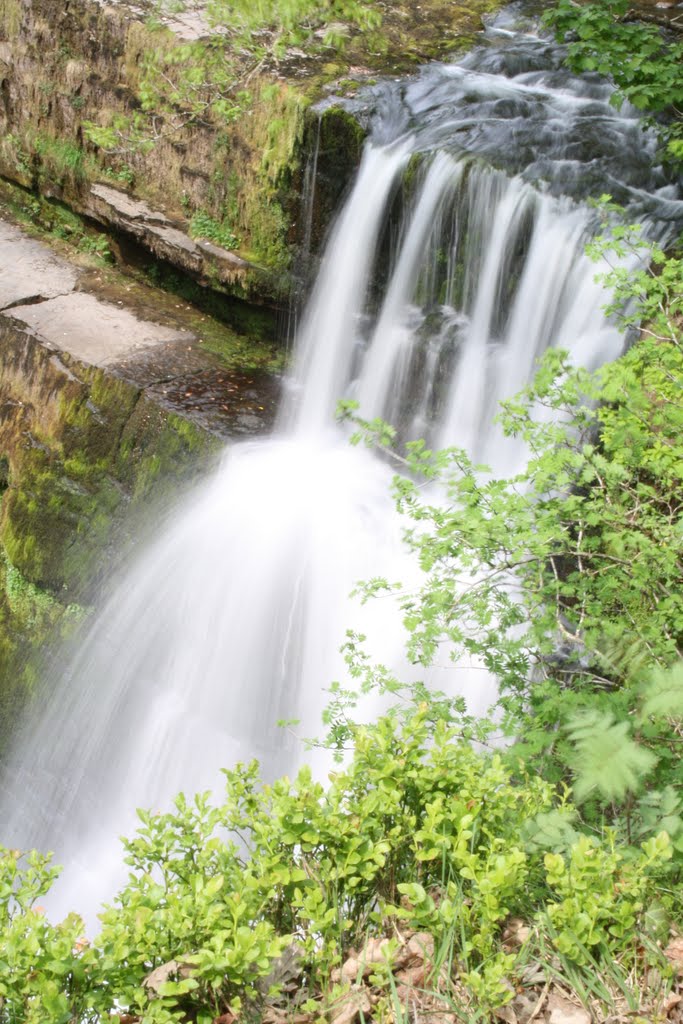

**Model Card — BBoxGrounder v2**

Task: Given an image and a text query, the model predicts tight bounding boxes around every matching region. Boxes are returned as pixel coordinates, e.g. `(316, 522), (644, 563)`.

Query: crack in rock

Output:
(0, 289), (76, 313)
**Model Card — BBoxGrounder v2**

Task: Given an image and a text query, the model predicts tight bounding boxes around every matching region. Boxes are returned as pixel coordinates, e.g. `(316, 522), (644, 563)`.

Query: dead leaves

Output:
(544, 993), (591, 1024)
(328, 985), (374, 1024)
(329, 932), (435, 986)
(502, 918), (531, 952)
(129, 924), (683, 1024)
(143, 958), (196, 995)
(666, 937), (683, 975)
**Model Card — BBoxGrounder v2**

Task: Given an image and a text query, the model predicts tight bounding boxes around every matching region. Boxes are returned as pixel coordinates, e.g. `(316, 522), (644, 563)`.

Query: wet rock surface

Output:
(5, 292), (188, 366)
(0, 216), (279, 438)
(0, 221), (79, 307)
(115, 342), (281, 437)
(0, 207), (282, 740)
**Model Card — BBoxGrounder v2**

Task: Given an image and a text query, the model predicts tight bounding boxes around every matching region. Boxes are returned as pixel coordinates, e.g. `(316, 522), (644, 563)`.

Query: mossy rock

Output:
(0, 323), (219, 742)
(299, 105), (367, 259)
(0, 0), (505, 304)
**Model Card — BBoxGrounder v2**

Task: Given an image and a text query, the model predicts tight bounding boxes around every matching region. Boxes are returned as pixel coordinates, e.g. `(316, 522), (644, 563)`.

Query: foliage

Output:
(0, 848), (99, 1022)
(0, 178), (113, 263)
(544, 0), (683, 158)
(84, 0), (382, 155)
(0, 705), (677, 1022)
(334, 223), (683, 861)
(190, 210), (240, 251)
(1, 231), (681, 1024)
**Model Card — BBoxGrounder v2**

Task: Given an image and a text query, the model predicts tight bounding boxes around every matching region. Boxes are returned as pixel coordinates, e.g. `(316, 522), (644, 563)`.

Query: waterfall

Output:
(1, 8), (681, 924)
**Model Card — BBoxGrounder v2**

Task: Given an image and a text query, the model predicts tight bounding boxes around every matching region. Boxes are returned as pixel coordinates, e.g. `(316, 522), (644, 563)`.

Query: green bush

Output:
(0, 705), (676, 1022)
(189, 211), (240, 251)
(544, 0), (683, 158)
(339, 218), (681, 771)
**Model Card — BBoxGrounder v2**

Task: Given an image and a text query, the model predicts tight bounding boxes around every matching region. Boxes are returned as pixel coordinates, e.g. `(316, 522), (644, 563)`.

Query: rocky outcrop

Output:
(0, 213), (279, 741)
(86, 183), (264, 294)
(0, 0), (308, 301)
(0, 0), (507, 740)
(0, 314), (213, 738)
(0, 0), (504, 304)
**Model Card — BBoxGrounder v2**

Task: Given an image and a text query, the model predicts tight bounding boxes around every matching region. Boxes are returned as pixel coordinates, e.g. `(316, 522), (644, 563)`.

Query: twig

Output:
(528, 978), (551, 1023)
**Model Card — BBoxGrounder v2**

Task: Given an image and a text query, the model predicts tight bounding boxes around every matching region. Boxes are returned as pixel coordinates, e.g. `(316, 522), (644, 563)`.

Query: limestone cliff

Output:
(0, 0), (501, 301)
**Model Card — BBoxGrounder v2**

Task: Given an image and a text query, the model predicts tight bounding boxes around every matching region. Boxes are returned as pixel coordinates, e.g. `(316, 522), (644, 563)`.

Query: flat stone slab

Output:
(0, 221), (79, 308)
(89, 184), (173, 226)
(5, 293), (188, 367)
(0, 216), (280, 437)
(87, 184), (251, 281)
(94, 0), (212, 40)
(116, 341), (280, 436)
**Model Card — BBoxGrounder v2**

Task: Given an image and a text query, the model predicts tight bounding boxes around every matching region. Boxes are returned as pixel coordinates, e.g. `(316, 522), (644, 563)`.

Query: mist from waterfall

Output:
(1, 5), (682, 923)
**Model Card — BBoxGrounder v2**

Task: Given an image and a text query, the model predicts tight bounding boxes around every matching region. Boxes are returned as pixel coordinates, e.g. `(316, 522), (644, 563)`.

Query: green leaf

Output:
(567, 711), (657, 802)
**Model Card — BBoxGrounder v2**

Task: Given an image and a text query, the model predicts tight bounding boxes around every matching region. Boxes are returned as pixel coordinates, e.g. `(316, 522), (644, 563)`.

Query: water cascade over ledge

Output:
(1, 6), (682, 922)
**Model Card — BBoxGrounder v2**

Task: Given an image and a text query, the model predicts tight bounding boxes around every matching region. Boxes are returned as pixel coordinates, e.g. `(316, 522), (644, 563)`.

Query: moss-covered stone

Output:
(0, 0), (505, 304)
(300, 105), (366, 258)
(0, 0), (21, 38)
(0, 322), (219, 744)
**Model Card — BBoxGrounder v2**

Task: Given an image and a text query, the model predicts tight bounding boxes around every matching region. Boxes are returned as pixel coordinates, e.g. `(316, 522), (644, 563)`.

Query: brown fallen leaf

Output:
(665, 937), (683, 975)
(494, 1004), (517, 1024)
(510, 988), (545, 1024)
(143, 958), (195, 995)
(262, 1009), (314, 1024)
(395, 964), (426, 990)
(361, 936), (392, 966)
(330, 955), (362, 984)
(502, 917), (531, 951)
(663, 992), (682, 1017)
(394, 931), (435, 971)
(329, 985), (373, 1024)
(545, 992), (591, 1024)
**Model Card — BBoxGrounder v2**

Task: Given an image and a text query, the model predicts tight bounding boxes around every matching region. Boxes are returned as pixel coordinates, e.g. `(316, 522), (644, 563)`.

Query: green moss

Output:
(0, 551), (85, 750)
(0, 134), (33, 184)
(0, 179), (109, 258)
(124, 18), (176, 94)
(0, 0), (21, 38)
(29, 131), (93, 188)
(223, 80), (307, 275)
(3, 551), (71, 626)
(190, 210), (240, 251)
(0, 326), (222, 747)
(140, 259), (281, 351)
(297, 105), (366, 256)
(118, 401), (220, 503)
(195, 319), (285, 373)
(0, 357), (212, 597)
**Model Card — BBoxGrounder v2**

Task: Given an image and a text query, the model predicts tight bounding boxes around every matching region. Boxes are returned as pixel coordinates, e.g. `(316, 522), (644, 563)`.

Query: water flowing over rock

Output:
(1, 8), (682, 924)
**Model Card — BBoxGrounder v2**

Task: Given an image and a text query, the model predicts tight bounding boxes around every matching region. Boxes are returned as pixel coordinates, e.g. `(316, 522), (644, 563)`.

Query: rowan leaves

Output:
(565, 710), (658, 802)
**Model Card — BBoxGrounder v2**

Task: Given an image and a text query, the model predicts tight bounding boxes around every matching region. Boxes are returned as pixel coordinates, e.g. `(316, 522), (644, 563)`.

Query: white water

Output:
(1, 9), (682, 923)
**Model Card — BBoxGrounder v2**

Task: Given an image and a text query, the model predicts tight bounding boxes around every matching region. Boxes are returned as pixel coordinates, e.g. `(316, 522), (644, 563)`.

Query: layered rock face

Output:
(0, 0), (502, 301)
(0, 210), (283, 740)
(0, 0), (310, 300)
(0, 312), (214, 735)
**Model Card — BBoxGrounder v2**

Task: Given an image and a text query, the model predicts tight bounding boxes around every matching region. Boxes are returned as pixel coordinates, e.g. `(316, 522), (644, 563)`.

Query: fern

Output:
(640, 663), (683, 721)
(566, 710), (657, 803)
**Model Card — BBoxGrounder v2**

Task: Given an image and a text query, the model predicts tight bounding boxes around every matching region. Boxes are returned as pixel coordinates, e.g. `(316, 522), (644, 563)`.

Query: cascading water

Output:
(1, 5), (682, 923)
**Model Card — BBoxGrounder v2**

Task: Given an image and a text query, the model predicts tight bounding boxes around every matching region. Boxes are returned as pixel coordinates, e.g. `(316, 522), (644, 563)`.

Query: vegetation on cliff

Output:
(0, 324), (218, 745)
(0, 0), (502, 297)
(1, 215), (682, 1023)
(1, 2), (683, 1022)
